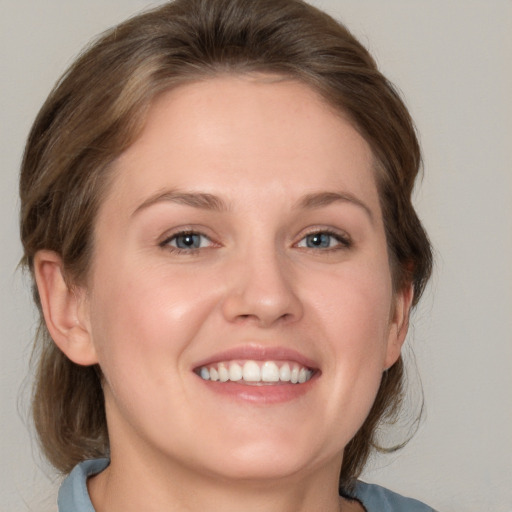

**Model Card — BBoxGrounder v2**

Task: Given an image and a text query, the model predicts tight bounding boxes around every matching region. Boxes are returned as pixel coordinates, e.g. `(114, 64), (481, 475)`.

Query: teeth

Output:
(261, 361), (280, 382)
(242, 361), (261, 382)
(279, 363), (291, 382)
(290, 365), (299, 384)
(229, 362), (242, 381)
(218, 363), (229, 382)
(197, 360), (313, 384)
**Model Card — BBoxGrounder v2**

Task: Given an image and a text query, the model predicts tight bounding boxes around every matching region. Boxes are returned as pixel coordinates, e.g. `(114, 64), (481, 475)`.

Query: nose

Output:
(221, 247), (304, 328)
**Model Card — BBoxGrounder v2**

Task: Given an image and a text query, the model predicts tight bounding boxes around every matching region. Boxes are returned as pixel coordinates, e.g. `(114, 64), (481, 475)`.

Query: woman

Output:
(20, 0), (434, 510)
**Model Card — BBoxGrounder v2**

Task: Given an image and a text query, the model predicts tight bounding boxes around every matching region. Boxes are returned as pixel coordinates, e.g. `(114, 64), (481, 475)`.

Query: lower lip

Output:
(196, 375), (318, 404)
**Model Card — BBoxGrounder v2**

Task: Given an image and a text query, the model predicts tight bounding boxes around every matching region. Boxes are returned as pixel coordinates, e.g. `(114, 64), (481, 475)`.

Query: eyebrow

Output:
(296, 191), (374, 224)
(132, 189), (374, 223)
(132, 190), (229, 216)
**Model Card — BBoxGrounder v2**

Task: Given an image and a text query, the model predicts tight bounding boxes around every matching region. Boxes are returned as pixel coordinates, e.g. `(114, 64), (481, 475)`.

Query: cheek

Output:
(304, 261), (393, 421)
(307, 258), (393, 345)
(87, 258), (223, 381)
(85, 261), (227, 442)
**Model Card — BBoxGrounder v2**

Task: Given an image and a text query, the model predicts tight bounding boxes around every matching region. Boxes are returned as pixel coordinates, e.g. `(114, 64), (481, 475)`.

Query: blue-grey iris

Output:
(306, 233), (331, 248)
(175, 233), (201, 249)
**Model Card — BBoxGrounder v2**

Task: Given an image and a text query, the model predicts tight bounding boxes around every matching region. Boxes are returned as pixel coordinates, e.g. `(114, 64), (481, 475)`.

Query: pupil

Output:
(307, 233), (329, 248)
(177, 234), (199, 248)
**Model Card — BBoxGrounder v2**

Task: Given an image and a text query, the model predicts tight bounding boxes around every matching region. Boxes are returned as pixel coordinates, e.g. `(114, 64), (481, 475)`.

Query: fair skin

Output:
(35, 76), (412, 512)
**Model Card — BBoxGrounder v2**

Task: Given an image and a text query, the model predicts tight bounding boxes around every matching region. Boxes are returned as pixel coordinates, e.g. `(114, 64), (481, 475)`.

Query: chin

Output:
(189, 431), (336, 483)
(205, 452), (313, 482)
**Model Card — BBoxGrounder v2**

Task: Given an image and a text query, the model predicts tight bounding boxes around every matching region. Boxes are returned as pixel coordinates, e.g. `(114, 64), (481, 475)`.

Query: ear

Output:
(384, 282), (414, 370)
(34, 250), (98, 366)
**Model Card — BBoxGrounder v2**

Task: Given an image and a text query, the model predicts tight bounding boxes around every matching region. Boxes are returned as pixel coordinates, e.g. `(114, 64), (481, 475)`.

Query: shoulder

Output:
(353, 481), (437, 512)
(58, 458), (109, 512)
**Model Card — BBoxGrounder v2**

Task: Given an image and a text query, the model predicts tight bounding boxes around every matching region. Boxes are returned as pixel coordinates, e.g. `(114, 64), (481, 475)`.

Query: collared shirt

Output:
(58, 458), (437, 512)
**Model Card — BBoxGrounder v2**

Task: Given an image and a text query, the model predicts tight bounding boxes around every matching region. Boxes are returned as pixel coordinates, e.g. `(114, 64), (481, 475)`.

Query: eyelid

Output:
(157, 225), (352, 254)
(293, 227), (353, 250)
(158, 227), (219, 253)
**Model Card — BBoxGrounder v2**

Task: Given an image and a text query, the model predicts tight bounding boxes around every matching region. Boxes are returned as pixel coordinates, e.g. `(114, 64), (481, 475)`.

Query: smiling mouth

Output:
(195, 360), (314, 385)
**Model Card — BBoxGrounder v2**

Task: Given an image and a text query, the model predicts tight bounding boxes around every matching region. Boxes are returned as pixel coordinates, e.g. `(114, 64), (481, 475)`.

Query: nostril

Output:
(234, 311), (293, 326)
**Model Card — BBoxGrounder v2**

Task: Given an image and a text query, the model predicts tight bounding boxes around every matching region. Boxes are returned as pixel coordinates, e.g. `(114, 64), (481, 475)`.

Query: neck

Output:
(88, 447), (347, 512)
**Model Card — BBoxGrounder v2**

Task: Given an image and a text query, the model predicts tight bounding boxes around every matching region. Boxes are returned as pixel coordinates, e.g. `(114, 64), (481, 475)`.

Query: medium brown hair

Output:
(20, 0), (432, 487)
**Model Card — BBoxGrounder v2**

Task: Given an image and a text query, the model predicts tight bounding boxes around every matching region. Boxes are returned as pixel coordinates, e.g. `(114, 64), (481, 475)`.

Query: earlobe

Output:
(384, 283), (414, 370)
(34, 250), (98, 366)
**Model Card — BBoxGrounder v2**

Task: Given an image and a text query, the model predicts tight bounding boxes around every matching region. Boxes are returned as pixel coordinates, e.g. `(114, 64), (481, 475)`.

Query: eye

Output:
(161, 231), (213, 251)
(296, 231), (351, 250)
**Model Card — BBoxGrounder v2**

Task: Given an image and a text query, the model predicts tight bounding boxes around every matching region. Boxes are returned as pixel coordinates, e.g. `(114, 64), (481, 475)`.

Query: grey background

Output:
(1, 1), (511, 510)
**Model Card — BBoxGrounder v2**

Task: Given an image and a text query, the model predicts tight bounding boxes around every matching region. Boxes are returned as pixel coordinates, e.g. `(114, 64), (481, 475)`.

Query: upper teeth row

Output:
(198, 361), (313, 384)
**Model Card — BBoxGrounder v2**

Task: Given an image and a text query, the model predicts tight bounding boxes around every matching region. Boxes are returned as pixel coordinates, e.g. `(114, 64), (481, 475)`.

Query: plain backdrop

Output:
(1, 1), (511, 511)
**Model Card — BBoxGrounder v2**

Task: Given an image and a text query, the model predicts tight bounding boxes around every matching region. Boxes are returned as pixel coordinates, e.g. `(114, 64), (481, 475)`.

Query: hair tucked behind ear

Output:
(31, 338), (108, 472)
(20, 0), (432, 484)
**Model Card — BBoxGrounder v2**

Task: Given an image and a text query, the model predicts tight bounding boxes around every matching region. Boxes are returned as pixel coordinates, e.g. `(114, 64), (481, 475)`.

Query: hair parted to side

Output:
(20, 0), (432, 487)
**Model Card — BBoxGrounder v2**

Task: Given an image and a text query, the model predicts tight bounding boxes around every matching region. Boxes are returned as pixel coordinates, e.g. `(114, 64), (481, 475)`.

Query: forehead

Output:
(104, 75), (379, 215)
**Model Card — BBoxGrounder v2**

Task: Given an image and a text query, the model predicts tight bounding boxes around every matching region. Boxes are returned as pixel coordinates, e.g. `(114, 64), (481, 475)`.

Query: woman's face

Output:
(80, 76), (409, 481)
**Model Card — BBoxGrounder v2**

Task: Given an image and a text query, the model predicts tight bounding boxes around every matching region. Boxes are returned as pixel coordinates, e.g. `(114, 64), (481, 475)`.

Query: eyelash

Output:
(160, 228), (352, 255)
(294, 229), (352, 251)
(159, 231), (215, 254)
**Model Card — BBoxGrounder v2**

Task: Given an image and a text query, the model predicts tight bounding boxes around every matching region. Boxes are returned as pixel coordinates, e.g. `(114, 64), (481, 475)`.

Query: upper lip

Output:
(192, 344), (319, 370)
